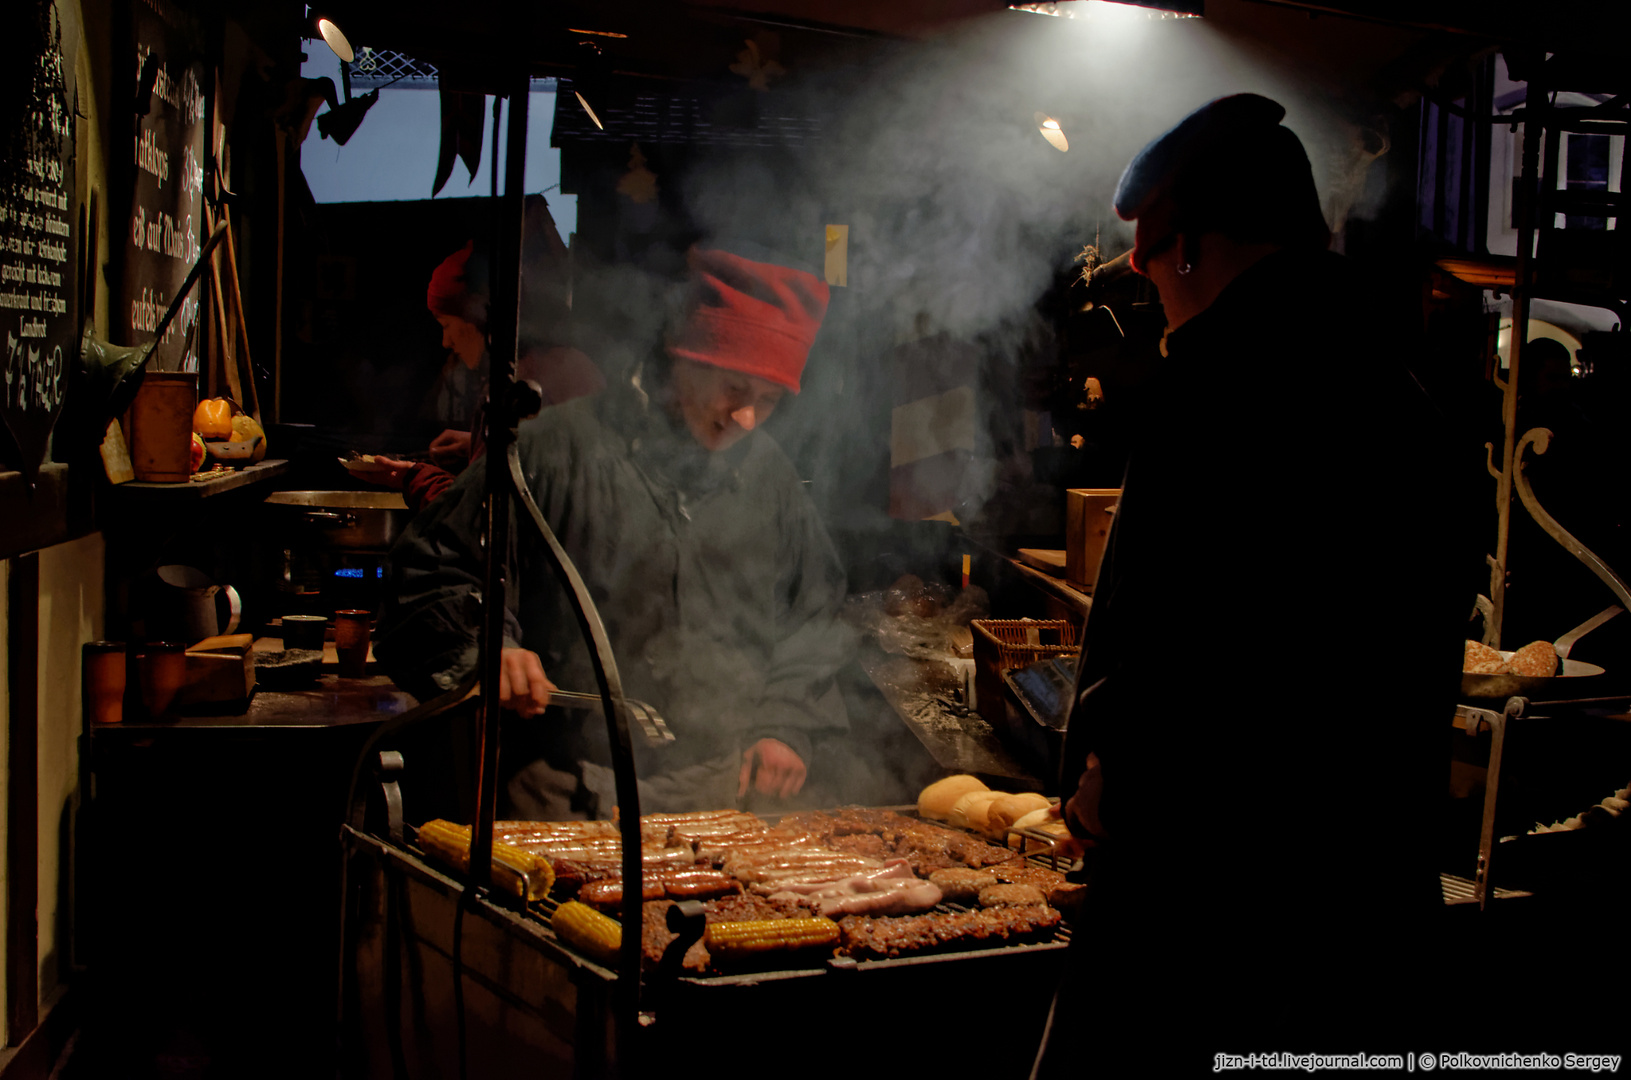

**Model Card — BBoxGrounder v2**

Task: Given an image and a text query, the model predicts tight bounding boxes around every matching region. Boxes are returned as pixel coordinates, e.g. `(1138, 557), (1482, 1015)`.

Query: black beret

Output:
(1113, 94), (1288, 221)
(1113, 94), (1330, 267)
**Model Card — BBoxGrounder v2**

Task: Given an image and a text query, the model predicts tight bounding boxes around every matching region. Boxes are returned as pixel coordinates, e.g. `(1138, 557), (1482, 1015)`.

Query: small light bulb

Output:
(575, 91), (604, 131)
(1035, 112), (1069, 152)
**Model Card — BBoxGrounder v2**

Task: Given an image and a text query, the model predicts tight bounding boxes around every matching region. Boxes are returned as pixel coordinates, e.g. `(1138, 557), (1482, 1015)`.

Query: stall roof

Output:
(315, 0), (1624, 102)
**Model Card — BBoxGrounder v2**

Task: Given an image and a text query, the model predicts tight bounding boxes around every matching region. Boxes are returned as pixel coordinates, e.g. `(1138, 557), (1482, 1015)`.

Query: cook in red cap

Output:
(381, 240), (852, 818)
(661, 245), (830, 452)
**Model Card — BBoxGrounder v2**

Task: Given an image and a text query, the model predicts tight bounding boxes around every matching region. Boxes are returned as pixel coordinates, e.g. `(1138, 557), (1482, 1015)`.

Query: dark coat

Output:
(376, 377), (854, 817)
(1036, 249), (1481, 1069)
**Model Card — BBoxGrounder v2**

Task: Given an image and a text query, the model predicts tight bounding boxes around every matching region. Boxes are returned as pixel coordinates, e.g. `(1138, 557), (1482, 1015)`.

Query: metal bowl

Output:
(264, 490), (410, 552)
(1459, 654), (1606, 701)
(206, 435), (262, 462)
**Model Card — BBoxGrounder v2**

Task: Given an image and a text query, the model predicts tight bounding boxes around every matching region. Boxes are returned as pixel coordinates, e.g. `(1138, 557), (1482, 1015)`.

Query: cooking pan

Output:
(1460, 606), (1620, 700)
(264, 490), (410, 552)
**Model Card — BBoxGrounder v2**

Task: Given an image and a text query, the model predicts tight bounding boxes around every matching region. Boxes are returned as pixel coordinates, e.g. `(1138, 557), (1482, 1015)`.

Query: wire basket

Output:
(970, 619), (1079, 729)
(971, 619), (1079, 670)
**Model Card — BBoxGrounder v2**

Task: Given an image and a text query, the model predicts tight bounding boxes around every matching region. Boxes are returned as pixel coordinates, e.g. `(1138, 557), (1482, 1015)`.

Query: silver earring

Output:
(1177, 262), (1193, 276)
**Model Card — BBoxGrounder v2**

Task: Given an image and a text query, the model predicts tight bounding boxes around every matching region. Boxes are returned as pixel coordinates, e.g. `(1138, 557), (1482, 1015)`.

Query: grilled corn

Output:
(416, 819), (556, 901)
(704, 917), (839, 962)
(552, 900), (622, 966)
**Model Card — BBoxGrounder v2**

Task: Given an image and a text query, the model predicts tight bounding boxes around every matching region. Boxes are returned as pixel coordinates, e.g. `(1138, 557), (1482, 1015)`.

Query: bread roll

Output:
(1463, 639), (1503, 672)
(918, 775), (988, 821)
(1468, 659), (1507, 675)
(1505, 640), (1558, 678)
(984, 793), (1053, 839)
(949, 790), (1005, 832)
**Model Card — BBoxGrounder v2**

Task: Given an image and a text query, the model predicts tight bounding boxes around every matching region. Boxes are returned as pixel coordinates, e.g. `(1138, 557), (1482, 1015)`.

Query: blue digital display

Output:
(333, 568), (364, 579)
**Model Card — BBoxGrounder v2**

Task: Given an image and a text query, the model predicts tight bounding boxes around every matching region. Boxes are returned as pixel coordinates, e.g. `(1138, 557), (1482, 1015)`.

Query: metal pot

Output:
(263, 491), (410, 552)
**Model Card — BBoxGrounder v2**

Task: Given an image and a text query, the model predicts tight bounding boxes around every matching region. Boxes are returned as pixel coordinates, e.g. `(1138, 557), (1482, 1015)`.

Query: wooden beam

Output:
(0, 987), (77, 1080)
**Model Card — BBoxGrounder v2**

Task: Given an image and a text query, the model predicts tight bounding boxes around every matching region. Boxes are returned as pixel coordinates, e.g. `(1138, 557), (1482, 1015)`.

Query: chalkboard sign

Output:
(119, 0), (207, 374)
(0, 0), (76, 483)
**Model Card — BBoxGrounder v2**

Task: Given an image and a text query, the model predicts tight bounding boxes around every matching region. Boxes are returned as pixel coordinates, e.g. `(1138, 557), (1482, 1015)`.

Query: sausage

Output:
(578, 870), (741, 911)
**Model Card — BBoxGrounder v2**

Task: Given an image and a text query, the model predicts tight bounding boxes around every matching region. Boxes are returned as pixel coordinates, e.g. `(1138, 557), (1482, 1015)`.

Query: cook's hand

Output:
(499, 648), (555, 718)
(429, 429), (472, 468)
(1050, 751), (1108, 857)
(360, 455), (416, 491)
(739, 738), (807, 799)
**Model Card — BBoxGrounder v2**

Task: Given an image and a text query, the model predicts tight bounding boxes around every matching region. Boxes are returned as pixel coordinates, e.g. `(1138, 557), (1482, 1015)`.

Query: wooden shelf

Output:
(109, 459), (290, 500)
(1006, 557), (1091, 620)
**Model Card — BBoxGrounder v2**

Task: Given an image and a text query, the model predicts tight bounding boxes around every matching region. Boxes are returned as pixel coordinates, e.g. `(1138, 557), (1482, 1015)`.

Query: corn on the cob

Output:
(415, 819), (556, 901)
(552, 900), (622, 966)
(703, 917), (839, 962)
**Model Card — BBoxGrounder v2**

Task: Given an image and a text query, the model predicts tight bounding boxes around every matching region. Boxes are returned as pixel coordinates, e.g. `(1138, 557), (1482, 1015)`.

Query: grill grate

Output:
(1440, 872), (1531, 904)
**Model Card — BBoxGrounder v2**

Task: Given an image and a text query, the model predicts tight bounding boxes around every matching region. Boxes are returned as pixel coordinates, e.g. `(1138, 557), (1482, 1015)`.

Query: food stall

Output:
(12, 0), (1630, 1074)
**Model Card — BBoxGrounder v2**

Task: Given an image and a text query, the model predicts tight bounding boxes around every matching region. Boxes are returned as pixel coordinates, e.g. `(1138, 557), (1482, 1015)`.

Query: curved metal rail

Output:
(506, 441), (648, 1027)
(1514, 426), (1631, 612)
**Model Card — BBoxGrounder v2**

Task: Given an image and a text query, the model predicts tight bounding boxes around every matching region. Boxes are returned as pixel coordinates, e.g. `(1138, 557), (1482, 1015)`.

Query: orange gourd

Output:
(191, 398), (234, 439)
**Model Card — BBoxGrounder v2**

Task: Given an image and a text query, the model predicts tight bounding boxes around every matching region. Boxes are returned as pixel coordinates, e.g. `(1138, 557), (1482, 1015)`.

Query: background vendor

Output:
(363, 206), (604, 511)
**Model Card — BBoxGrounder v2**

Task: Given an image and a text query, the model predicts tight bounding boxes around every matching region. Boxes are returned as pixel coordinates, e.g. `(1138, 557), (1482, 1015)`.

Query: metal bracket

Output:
(660, 900), (707, 979)
(1463, 695), (1527, 910)
(377, 750), (406, 846)
(639, 899), (709, 1019)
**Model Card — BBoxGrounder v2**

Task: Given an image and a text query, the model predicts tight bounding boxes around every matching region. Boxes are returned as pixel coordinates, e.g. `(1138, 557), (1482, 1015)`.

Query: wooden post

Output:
(1489, 66), (1546, 648)
(6, 554), (40, 1044)
(274, 131), (286, 425)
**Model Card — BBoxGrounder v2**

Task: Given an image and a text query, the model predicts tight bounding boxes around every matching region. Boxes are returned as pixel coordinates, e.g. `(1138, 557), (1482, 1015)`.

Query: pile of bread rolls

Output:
(1464, 639), (1558, 678)
(917, 775), (1071, 850)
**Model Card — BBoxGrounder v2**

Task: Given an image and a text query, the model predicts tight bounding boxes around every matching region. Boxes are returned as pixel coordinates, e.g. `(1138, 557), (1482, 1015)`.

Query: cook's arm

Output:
(401, 461), (456, 513)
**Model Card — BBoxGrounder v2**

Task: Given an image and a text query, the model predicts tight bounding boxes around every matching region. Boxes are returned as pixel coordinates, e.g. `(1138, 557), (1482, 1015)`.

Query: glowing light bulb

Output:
(317, 18), (354, 63)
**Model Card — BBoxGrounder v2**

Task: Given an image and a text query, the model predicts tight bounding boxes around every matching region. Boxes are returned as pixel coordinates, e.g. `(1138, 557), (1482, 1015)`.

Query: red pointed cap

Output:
(666, 247), (830, 394)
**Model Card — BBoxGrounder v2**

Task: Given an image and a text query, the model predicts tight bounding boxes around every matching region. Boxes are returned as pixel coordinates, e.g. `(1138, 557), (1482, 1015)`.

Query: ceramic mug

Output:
(137, 642), (188, 719)
(155, 565), (242, 644)
(333, 610), (372, 678)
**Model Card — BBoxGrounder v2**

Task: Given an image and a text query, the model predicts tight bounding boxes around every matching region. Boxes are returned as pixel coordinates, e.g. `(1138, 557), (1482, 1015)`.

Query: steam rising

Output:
(503, 4), (1454, 805)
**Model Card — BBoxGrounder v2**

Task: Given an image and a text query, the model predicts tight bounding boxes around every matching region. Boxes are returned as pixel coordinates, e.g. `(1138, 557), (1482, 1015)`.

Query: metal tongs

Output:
(550, 690), (675, 747)
(463, 683), (675, 747)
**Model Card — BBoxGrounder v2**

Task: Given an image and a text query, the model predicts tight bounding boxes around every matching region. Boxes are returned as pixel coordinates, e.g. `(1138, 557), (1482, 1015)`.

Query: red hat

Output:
(427, 240), (477, 320)
(665, 247), (829, 394)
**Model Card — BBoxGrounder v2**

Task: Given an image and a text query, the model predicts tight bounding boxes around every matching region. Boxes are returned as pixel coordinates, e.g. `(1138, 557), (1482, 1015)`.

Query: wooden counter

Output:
(95, 674), (414, 733)
(85, 672), (418, 1077)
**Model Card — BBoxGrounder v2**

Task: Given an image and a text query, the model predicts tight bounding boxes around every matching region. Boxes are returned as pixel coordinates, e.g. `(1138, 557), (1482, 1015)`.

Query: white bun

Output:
(918, 775), (988, 821)
(949, 790), (1005, 831)
(984, 793), (1053, 838)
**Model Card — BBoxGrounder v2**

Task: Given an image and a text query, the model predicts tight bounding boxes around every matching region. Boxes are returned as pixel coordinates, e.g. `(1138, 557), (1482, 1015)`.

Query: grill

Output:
(338, 443), (1069, 1078)
(340, 811), (1074, 1079)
